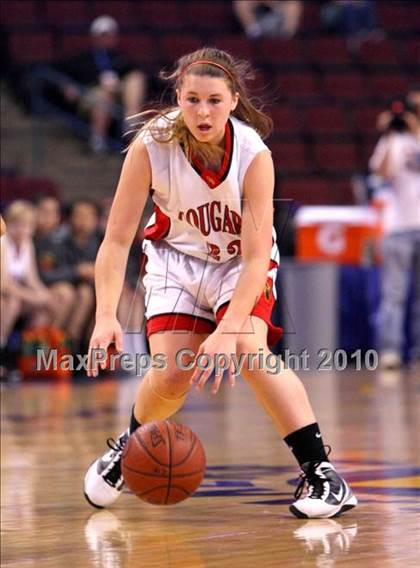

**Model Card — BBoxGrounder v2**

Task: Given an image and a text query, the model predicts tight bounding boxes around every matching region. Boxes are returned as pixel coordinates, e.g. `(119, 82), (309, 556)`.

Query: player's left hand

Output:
(190, 332), (238, 394)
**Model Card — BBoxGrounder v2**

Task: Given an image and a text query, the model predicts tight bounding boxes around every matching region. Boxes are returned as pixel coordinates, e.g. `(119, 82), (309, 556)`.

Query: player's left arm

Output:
(0, 215), (6, 237)
(191, 150), (274, 393)
(217, 149), (274, 335)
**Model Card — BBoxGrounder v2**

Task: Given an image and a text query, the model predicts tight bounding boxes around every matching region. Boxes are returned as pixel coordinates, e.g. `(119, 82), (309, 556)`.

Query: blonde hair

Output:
(4, 200), (36, 224)
(130, 47), (273, 166)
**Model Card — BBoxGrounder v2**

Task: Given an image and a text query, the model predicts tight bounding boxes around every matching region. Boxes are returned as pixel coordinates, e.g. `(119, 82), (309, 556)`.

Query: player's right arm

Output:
(88, 140), (151, 377)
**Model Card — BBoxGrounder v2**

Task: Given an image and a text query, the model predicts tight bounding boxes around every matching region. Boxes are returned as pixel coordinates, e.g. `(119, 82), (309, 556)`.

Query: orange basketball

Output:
(121, 421), (206, 505)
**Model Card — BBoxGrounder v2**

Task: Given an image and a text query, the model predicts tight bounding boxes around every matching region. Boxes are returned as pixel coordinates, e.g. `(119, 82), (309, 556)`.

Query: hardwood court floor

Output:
(1, 367), (419, 567)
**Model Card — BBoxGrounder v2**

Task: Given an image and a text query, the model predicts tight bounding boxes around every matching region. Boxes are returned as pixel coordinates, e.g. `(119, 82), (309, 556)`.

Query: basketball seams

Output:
(133, 429), (168, 467)
(135, 485), (190, 499)
(122, 462), (205, 478)
(164, 420), (173, 505)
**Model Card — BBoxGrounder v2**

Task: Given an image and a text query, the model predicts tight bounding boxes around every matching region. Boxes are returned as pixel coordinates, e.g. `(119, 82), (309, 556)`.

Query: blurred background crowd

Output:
(1, 0), (419, 380)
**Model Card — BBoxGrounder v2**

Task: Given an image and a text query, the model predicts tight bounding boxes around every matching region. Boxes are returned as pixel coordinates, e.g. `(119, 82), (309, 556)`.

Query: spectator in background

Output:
(54, 15), (147, 154)
(369, 93), (420, 370)
(34, 195), (77, 333)
(233, 1), (302, 40)
(62, 199), (102, 351)
(0, 201), (53, 375)
(321, 1), (382, 51)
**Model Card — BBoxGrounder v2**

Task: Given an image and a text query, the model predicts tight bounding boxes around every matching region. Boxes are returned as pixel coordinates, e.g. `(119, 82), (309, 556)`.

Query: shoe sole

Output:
(289, 494), (358, 519)
(84, 491), (105, 509)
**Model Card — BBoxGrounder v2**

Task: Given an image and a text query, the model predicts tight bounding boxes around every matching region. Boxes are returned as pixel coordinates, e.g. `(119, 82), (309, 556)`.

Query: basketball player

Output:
(84, 48), (357, 519)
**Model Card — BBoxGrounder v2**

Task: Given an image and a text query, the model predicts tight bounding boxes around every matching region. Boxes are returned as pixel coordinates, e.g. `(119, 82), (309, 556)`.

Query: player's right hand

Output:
(87, 316), (123, 378)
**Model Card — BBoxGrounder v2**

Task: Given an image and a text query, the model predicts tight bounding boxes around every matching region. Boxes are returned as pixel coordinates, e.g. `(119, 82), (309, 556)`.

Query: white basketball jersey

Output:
(141, 114), (279, 264)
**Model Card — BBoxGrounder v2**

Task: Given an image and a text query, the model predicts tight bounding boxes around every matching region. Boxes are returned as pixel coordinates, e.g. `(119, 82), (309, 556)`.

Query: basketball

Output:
(121, 421), (206, 505)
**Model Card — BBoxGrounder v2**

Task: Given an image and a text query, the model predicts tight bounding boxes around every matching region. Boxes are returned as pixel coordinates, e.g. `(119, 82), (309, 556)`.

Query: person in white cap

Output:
(55, 15), (147, 154)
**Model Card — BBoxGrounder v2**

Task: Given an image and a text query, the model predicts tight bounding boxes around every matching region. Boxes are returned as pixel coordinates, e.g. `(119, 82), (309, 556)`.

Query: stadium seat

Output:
(134, 1), (186, 30)
(59, 33), (91, 57)
(186, 1), (235, 31)
(378, 4), (420, 34)
(45, 0), (89, 27)
(303, 105), (349, 136)
(351, 105), (384, 135)
(300, 2), (319, 34)
(269, 106), (302, 136)
(254, 39), (305, 68)
(357, 38), (400, 69)
(368, 72), (409, 100)
(313, 141), (359, 173)
(9, 31), (54, 64)
(159, 34), (203, 62)
(280, 177), (332, 205)
(400, 38), (420, 69)
(276, 71), (321, 101)
(270, 141), (309, 174)
(119, 33), (158, 66)
(323, 71), (368, 102)
(210, 35), (254, 60)
(306, 37), (352, 68)
(0, 0), (38, 26)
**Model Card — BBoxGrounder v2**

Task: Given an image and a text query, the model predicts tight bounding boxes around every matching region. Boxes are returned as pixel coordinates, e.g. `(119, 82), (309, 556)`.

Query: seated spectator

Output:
(233, 1), (302, 39)
(321, 1), (382, 51)
(62, 199), (102, 351)
(0, 201), (53, 376)
(52, 15), (147, 154)
(34, 195), (76, 333)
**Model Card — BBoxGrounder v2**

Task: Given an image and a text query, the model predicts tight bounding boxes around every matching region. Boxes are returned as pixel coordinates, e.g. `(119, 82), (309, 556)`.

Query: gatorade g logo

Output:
(316, 223), (346, 256)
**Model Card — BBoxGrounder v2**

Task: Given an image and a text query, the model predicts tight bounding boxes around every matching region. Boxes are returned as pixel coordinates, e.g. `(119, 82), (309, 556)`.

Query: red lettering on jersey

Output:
(186, 209), (199, 229)
(222, 205), (235, 234)
(227, 239), (241, 257)
(207, 242), (221, 261)
(197, 202), (211, 236)
(210, 201), (222, 232)
(231, 211), (242, 234)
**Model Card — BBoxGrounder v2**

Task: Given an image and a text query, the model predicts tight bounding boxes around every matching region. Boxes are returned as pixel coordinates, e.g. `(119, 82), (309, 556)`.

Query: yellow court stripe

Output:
(353, 476), (420, 488)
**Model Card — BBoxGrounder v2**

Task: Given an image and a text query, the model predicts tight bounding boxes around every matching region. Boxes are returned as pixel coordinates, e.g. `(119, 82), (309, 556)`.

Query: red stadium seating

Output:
(400, 38), (420, 68)
(313, 142), (359, 173)
(323, 71), (368, 102)
(276, 71), (321, 101)
(158, 34), (203, 62)
(280, 178), (333, 205)
(186, 1), (234, 30)
(351, 105), (384, 135)
(134, 1), (187, 29)
(358, 38), (399, 68)
(303, 105), (349, 136)
(300, 2), (319, 33)
(0, 0), (38, 26)
(119, 33), (157, 66)
(45, 0), (89, 27)
(270, 141), (309, 173)
(368, 72), (409, 100)
(269, 106), (302, 136)
(59, 33), (91, 57)
(254, 39), (304, 67)
(9, 32), (54, 64)
(306, 37), (352, 68)
(210, 35), (254, 60)
(378, 4), (420, 33)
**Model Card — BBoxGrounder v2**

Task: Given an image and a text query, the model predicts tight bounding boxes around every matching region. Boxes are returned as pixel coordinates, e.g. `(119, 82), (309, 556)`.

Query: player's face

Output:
(177, 75), (239, 145)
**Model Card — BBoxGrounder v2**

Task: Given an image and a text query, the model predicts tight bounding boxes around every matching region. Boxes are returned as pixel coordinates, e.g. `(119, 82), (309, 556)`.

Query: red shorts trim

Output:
(146, 313), (216, 337)
(215, 277), (283, 347)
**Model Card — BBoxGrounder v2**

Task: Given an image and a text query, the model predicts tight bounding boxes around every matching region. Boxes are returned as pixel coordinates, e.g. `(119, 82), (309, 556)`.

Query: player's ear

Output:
(176, 88), (181, 106)
(231, 92), (239, 112)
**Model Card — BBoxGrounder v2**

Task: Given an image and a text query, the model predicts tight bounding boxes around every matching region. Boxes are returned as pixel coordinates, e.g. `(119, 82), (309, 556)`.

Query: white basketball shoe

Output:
(84, 430), (129, 509)
(290, 461), (358, 519)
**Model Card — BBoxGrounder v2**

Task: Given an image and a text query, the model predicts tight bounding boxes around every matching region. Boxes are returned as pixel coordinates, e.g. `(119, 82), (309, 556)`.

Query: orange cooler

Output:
(295, 206), (381, 265)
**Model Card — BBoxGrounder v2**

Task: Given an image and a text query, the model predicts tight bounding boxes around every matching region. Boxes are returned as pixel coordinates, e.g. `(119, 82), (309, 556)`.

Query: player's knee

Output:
(152, 367), (191, 400)
(4, 294), (23, 315)
(77, 284), (94, 305)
